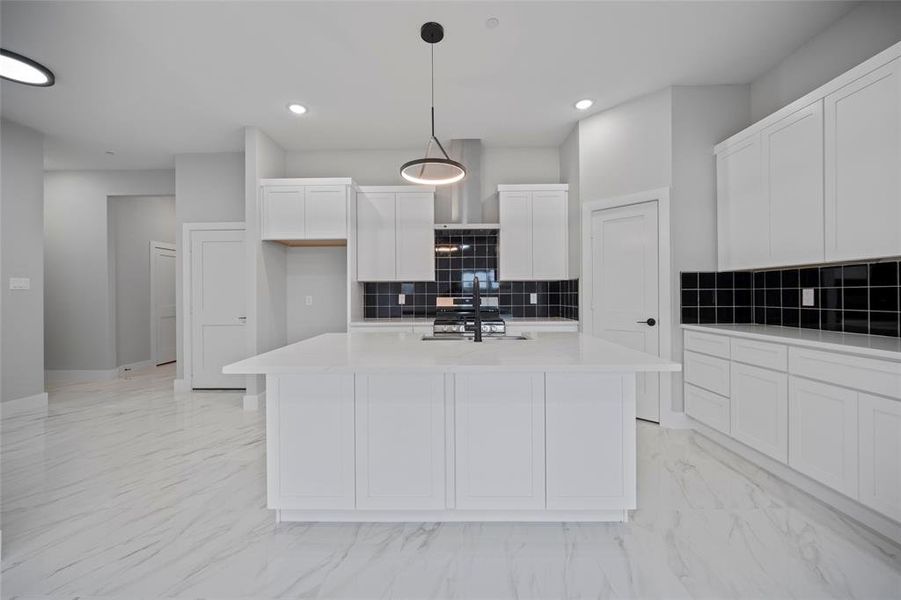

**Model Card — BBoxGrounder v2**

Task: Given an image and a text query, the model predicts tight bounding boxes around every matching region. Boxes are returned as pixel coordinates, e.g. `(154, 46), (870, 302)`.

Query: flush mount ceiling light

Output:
(574, 99), (594, 110)
(287, 103), (307, 115)
(400, 22), (466, 186)
(0, 49), (54, 86)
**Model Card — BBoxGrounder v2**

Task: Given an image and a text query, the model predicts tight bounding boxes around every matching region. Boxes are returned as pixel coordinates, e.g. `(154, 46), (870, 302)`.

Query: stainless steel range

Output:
(432, 297), (506, 337)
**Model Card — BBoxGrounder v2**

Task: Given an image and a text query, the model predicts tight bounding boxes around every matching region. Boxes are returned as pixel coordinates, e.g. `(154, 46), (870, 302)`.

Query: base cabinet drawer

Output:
(789, 347), (901, 400)
(685, 384), (730, 435)
(684, 351), (731, 396)
(731, 338), (787, 372)
(684, 330), (730, 359)
(788, 377), (858, 498)
(730, 362), (788, 463)
(859, 393), (901, 522)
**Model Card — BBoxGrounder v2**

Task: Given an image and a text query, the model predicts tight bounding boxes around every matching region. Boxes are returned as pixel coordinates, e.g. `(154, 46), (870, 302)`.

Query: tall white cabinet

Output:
(356, 186), (435, 281)
(716, 43), (901, 269)
(498, 184), (568, 280)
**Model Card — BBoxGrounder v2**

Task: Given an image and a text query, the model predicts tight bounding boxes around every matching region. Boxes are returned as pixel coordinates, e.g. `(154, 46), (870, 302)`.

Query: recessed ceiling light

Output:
(287, 103), (307, 115)
(486, 17), (500, 29)
(0, 48), (54, 87)
(575, 99), (593, 111)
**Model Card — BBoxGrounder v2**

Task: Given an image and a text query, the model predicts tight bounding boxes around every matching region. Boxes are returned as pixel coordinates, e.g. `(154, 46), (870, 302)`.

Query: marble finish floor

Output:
(2, 366), (901, 600)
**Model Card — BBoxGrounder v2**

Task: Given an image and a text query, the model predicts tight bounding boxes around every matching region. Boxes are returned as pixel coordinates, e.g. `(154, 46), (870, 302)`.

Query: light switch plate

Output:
(529, 293), (538, 304)
(398, 294), (406, 305)
(802, 288), (815, 307)
(305, 295), (313, 306)
(9, 277), (30, 290)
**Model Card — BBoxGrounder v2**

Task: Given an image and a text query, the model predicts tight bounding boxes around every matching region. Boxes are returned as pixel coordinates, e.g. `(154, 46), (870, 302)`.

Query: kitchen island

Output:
(224, 331), (680, 523)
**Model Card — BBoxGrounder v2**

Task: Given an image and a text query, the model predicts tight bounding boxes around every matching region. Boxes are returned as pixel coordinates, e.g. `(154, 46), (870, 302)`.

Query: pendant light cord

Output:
(430, 43), (435, 138)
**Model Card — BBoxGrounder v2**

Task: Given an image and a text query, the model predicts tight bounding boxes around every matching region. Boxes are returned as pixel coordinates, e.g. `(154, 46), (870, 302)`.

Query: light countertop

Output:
(224, 332), (680, 375)
(349, 317), (579, 327)
(682, 324), (901, 361)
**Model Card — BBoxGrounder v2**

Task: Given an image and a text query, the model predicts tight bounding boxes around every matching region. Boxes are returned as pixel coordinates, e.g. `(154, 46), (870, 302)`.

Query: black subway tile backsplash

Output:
(362, 229), (578, 320)
(681, 258), (901, 338)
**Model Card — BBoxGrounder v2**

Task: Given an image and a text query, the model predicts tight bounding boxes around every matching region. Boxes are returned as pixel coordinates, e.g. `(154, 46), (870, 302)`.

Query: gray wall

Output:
(174, 152), (245, 379)
(44, 170), (175, 371)
(286, 247), (348, 343)
(750, 2), (901, 121)
(109, 195), (175, 367)
(558, 126), (581, 278)
(1, 119), (45, 402)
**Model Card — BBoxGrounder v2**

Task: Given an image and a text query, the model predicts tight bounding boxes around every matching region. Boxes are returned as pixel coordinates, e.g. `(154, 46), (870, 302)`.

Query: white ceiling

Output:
(1, 1), (855, 170)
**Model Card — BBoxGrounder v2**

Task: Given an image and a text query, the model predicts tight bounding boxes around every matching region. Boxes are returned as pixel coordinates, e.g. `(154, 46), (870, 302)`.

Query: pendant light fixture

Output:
(400, 22), (466, 186)
(0, 49), (55, 87)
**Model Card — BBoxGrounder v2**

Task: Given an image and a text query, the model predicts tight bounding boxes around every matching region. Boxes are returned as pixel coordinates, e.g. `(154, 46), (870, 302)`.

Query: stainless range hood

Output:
(434, 139), (500, 230)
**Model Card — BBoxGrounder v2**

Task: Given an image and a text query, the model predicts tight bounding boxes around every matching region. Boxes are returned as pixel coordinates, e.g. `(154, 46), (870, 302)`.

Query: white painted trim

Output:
(497, 183), (569, 192)
(118, 359), (155, 376)
(581, 187), (674, 426)
(277, 508), (627, 523)
(173, 378), (191, 393)
(45, 369), (118, 386)
(715, 39), (901, 154)
(1, 392), (48, 416)
(690, 419), (901, 546)
(243, 391), (265, 411)
(150, 240), (176, 366)
(182, 222), (246, 391)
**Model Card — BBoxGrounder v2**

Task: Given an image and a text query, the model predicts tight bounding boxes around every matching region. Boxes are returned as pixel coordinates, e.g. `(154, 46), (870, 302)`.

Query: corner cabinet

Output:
(260, 178), (355, 242)
(356, 186), (435, 281)
(498, 184), (568, 280)
(716, 42), (901, 269)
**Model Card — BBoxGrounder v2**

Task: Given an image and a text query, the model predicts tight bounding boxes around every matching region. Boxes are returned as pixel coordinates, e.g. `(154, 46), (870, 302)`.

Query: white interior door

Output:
(191, 229), (246, 389)
(150, 242), (176, 365)
(590, 201), (660, 422)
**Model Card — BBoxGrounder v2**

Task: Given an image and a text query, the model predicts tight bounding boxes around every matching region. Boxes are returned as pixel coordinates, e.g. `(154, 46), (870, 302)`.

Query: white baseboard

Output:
(45, 369), (118, 387)
(118, 359), (154, 376)
(173, 378), (191, 393)
(690, 418), (901, 546)
(660, 408), (692, 429)
(2, 392), (49, 416)
(243, 391), (265, 411)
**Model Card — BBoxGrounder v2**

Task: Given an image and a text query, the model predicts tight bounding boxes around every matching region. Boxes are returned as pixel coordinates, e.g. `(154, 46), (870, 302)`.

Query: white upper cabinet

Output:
(356, 186), (435, 282)
(715, 43), (901, 269)
(498, 185), (568, 281)
(260, 179), (352, 241)
(825, 57), (901, 262)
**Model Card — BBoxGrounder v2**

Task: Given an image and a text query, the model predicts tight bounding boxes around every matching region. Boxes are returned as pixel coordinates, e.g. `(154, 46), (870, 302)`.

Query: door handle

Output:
(237, 316), (247, 323)
(637, 318), (656, 326)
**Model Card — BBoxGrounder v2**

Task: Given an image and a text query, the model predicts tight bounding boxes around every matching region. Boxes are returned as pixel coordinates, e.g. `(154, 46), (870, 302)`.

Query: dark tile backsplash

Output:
(362, 229), (578, 320)
(681, 259), (901, 338)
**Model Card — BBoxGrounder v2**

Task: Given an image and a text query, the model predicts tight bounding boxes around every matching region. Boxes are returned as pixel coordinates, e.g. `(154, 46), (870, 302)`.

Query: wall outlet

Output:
(530, 292), (538, 305)
(398, 294), (406, 305)
(802, 288), (815, 307)
(305, 295), (313, 306)
(9, 277), (30, 290)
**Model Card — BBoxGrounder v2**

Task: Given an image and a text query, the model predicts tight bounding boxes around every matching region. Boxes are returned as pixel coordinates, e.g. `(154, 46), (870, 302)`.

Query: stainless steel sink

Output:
(421, 334), (530, 342)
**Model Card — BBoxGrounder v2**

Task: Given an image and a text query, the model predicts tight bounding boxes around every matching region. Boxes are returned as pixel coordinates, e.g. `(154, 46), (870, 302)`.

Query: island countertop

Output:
(223, 331), (682, 375)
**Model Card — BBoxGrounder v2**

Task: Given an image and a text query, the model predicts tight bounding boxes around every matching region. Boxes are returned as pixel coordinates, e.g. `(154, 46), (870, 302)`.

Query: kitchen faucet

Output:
(472, 275), (482, 342)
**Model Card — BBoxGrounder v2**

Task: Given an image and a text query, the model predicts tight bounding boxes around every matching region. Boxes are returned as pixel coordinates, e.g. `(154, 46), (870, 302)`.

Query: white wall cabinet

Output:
(454, 373), (545, 510)
(498, 185), (568, 280)
(788, 377), (858, 498)
(824, 57), (901, 262)
(716, 44), (901, 269)
(859, 392), (901, 522)
(355, 373), (445, 510)
(730, 362), (788, 463)
(356, 187), (435, 281)
(260, 181), (351, 241)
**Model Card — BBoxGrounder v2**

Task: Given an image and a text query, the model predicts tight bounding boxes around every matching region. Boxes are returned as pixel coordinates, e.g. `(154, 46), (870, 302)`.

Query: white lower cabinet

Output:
(546, 373), (635, 509)
(859, 392), (901, 522)
(730, 362), (788, 463)
(269, 374), (355, 509)
(788, 377), (859, 498)
(684, 383), (730, 435)
(454, 373), (546, 510)
(354, 373), (445, 510)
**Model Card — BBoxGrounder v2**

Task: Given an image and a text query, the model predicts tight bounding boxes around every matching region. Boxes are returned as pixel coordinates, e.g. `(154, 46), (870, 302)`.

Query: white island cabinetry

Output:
(225, 331), (678, 522)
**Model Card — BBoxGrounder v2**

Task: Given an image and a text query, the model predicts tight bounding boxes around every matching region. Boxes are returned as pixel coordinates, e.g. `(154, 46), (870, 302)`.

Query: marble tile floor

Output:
(2, 365), (900, 600)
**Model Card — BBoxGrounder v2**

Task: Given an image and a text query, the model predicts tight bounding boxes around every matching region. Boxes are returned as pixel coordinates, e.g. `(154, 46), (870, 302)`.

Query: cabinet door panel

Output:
(355, 373), (445, 510)
(859, 393), (901, 522)
(395, 192), (435, 281)
(499, 191), (533, 280)
(825, 58), (901, 261)
(305, 186), (347, 239)
(357, 192), (396, 281)
(788, 377), (858, 498)
(717, 136), (767, 270)
(261, 186), (305, 239)
(531, 190), (567, 280)
(546, 373), (634, 509)
(730, 362), (788, 463)
(455, 373), (545, 509)
(763, 101), (825, 266)
(270, 374), (355, 509)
